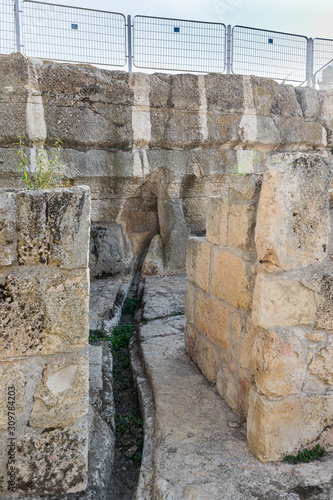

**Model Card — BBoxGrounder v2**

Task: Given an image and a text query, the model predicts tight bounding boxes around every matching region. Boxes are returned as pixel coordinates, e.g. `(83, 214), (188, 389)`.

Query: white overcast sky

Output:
(44, 0), (333, 39)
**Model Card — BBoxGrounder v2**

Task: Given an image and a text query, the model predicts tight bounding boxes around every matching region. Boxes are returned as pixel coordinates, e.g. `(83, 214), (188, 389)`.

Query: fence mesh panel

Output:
(313, 38), (333, 85)
(21, 1), (127, 66)
(0, 0), (15, 55)
(232, 26), (308, 84)
(133, 15), (226, 73)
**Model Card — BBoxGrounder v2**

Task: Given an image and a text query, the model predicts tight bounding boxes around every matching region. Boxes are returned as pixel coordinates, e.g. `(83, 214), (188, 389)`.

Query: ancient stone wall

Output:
(0, 186), (90, 496)
(185, 152), (333, 462)
(1, 53), (333, 282)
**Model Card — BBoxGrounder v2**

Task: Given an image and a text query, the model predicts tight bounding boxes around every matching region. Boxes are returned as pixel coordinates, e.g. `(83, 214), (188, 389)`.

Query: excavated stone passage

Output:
(132, 275), (333, 500)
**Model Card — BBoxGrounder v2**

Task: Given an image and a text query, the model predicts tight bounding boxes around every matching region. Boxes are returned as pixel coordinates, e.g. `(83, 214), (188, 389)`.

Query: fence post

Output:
(127, 15), (132, 73)
(226, 24), (232, 74)
(14, 0), (21, 53)
(306, 37), (314, 87)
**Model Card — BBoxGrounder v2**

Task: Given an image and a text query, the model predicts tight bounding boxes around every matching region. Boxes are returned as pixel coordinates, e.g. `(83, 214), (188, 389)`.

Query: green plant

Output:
(89, 321), (134, 348)
(110, 322), (134, 350)
(15, 136), (69, 190)
(122, 293), (138, 315)
(284, 444), (326, 464)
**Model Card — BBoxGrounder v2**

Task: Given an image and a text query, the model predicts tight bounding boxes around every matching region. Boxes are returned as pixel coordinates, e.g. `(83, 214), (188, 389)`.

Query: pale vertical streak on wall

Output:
(131, 74), (151, 177)
(198, 75), (209, 143)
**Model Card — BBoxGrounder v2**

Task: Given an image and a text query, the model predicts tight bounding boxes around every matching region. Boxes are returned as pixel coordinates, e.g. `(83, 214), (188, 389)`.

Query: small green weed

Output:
(122, 293), (138, 315)
(284, 444), (326, 464)
(89, 322), (134, 349)
(115, 414), (143, 448)
(15, 136), (69, 189)
(111, 322), (134, 350)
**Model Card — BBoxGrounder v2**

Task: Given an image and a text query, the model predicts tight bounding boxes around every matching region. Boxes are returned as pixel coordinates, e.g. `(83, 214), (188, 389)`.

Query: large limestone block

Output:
(0, 53), (31, 145)
(229, 203), (255, 251)
(0, 192), (17, 266)
(252, 328), (306, 399)
(0, 267), (89, 358)
(16, 426), (88, 495)
(205, 197), (221, 245)
(211, 250), (252, 310)
(216, 362), (240, 414)
(0, 187), (91, 269)
(195, 291), (230, 350)
(309, 342), (333, 385)
(185, 280), (196, 325)
(247, 388), (333, 462)
(38, 62), (133, 149)
(149, 74), (202, 149)
(255, 153), (332, 271)
(186, 237), (211, 294)
(184, 322), (217, 382)
(252, 272), (317, 329)
(29, 347), (89, 429)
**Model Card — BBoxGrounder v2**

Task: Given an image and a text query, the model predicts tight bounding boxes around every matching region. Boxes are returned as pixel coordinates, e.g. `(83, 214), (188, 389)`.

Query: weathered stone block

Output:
(211, 250), (252, 310)
(185, 280), (196, 325)
(29, 347), (89, 429)
(195, 291), (230, 350)
(252, 328), (306, 399)
(196, 335), (218, 383)
(206, 198), (221, 245)
(16, 427), (88, 495)
(219, 197), (229, 246)
(0, 191), (17, 266)
(255, 153), (332, 271)
(309, 343), (333, 385)
(0, 187), (91, 269)
(229, 203), (255, 250)
(247, 388), (333, 462)
(216, 363), (240, 414)
(252, 272), (317, 329)
(0, 267), (89, 358)
(186, 237), (211, 294)
(0, 187), (90, 496)
(230, 313), (243, 362)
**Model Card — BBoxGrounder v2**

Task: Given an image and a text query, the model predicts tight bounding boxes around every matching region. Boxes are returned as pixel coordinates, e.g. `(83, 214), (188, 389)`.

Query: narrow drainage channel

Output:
(109, 280), (143, 499)
(89, 275), (144, 499)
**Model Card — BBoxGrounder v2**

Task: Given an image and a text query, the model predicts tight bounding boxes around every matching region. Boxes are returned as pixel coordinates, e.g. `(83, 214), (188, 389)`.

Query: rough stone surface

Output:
(142, 274), (187, 321)
(89, 278), (130, 333)
(0, 187), (90, 498)
(185, 152), (333, 462)
(1, 54), (332, 283)
(255, 153), (332, 272)
(134, 276), (333, 500)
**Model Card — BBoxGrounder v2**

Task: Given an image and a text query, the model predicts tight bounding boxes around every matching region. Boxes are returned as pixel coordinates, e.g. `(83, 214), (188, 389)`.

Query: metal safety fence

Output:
(133, 15), (226, 73)
(313, 38), (333, 85)
(21, 1), (126, 66)
(232, 26), (308, 84)
(0, 0), (16, 54)
(1, 0), (333, 87)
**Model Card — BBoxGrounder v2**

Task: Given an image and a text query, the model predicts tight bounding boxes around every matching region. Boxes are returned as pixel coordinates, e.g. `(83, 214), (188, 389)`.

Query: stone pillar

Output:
(0, 186), (90, 496)
(185, 153), (333, 462)
(248, 152), (333, 462)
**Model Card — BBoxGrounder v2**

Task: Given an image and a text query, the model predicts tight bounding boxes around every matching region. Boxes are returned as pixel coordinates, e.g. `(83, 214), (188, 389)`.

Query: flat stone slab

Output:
(135, 276), (333, 500)
(142, 274), (187, 321)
